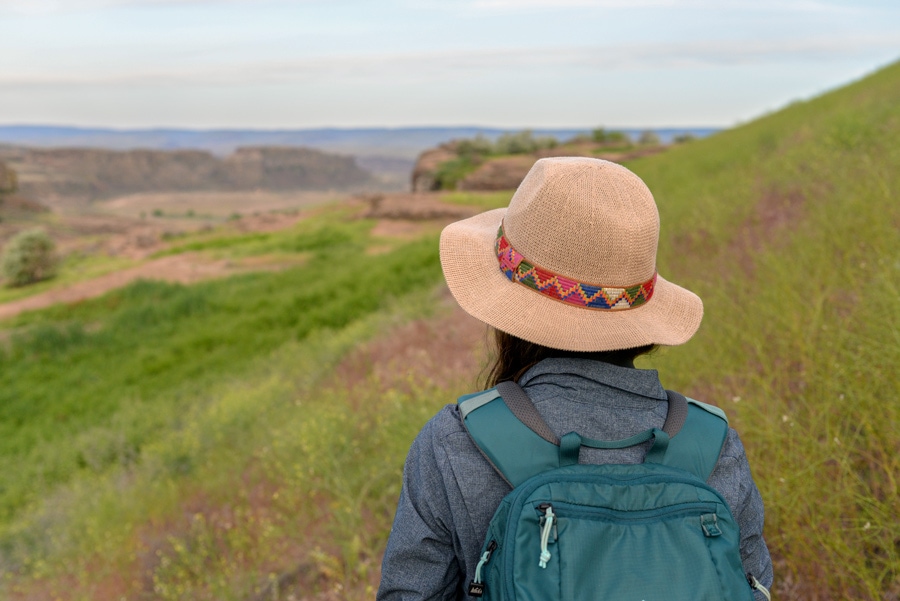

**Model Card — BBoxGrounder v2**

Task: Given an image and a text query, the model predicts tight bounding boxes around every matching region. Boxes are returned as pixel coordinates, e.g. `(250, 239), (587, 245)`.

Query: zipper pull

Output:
(468, 540), (497, 597)
(747, 573), (772, 601)
(538, 504), (555, 569)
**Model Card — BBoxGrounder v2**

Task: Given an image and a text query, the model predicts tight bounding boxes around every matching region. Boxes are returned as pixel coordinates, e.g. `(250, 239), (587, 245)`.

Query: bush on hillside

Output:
(455, 135), (495, 160)
(432, 131), (561, 189)
(0, 161), (17, 195)
(454, 131), (559, 160)
(492, 130), (558, 155)
(592, 127), (632, 145)
(638, 130), (662, 146)
(1, 228), (58, 287)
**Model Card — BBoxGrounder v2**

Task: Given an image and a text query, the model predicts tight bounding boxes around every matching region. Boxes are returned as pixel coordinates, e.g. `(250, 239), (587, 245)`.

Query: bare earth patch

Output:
(359, 192), (480, 221)
(102, 189), (338, 220)
(0, 191), (478, 322)
(0, 253), (286, 321)
(331, 286), (489, 398)
(730, 184), (807, 275)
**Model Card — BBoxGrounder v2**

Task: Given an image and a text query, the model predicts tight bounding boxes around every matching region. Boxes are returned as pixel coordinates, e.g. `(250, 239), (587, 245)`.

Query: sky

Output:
(0, 0), (898, 130)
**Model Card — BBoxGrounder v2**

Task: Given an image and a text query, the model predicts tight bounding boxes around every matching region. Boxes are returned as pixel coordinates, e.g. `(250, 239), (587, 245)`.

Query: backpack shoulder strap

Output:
(458, 384), (560, 487)
(657, 393), (730, 482)
(458, 382), (727, 486)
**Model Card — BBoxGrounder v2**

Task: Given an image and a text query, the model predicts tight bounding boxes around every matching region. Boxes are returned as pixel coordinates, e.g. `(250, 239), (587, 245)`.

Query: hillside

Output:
(0, 60), (898, 601)
(0, 125), (717, 159)
(0, 126), (718, 188)
(0, 160), (48, 220)
(626, 60), (900, 599)
(0, 145), (375, 203)
(410, 131), (669, 192)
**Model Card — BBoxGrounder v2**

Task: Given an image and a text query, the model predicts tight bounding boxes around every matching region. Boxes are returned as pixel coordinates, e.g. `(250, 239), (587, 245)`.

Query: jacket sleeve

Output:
(377, 416), (462, 601)
(708, 427), (774, 601)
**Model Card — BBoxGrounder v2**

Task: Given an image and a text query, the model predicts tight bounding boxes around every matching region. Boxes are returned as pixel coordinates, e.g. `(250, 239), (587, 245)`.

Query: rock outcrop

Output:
(410, 144), (459, 192)
(0, 146), (375, 201)
(410, 139), (669, 193)
(456, 155), (537, 191)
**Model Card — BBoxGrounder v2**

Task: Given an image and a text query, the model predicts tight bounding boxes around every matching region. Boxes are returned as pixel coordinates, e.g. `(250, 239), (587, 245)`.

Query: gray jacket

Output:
(378, 357), (773, 600)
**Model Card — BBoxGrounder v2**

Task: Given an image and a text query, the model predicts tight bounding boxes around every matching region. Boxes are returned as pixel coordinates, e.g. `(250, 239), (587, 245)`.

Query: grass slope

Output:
(626, 60), (900, 599)
(1, 60), (898, 600)
(0, 207), (449, 598)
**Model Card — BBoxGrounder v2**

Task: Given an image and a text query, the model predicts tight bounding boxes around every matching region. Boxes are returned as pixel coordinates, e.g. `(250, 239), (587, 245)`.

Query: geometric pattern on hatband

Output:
(496, 225), (656, 311)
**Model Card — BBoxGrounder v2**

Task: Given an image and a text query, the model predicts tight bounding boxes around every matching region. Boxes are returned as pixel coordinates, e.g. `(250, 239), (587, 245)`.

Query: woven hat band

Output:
(496, 225), (656, 311)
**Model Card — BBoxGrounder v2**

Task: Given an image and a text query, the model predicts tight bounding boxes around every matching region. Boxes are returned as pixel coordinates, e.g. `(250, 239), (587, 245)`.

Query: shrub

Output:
(455, 135), (494, 160)
(638, 130), (662, 146)
(493, 130), (557, 155)
(433, 156), (478, 190)
(592, 128), (632, 145)
(1, 228), (58, 287)
(0, 162), (17, 195)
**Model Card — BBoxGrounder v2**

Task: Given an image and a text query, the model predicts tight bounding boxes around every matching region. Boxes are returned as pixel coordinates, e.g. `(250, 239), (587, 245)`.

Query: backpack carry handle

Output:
(559, 428), (671, 466)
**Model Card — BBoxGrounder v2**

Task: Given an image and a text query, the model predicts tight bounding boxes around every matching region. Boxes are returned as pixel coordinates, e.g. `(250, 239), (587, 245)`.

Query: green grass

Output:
(2, 61), (899, 600)
(0, 251), (137, 304)
(153, 212), (374, 259)
(623, 60), (900, 598)
(2, 287), (454, 600)
(0, 207), (442, 541)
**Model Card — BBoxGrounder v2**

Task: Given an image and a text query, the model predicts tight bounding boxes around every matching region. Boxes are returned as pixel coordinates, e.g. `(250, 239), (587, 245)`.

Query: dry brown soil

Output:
(0, 253), (279, 321)
(0, 192), (479, 322)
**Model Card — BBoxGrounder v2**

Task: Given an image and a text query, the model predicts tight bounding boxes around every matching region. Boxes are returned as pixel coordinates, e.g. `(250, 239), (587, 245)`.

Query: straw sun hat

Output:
(439, 157), (703, 352)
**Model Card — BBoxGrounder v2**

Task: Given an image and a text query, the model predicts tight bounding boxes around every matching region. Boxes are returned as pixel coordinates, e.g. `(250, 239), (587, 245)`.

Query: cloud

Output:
(2, 34), (897, 88)
(0, 0), (296, 14)
(464, 0), (867, 14)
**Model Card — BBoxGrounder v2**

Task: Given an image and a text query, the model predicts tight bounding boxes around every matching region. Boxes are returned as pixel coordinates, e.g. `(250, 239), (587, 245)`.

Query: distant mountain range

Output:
(0, 125), (719, 166)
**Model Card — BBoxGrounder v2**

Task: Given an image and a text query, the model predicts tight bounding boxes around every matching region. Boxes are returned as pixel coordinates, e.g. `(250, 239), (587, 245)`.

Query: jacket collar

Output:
(518, 357), (667, 401)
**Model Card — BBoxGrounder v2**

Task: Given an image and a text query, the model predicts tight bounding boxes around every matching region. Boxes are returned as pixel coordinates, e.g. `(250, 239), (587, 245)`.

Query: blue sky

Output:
(0, 0), (898, 129)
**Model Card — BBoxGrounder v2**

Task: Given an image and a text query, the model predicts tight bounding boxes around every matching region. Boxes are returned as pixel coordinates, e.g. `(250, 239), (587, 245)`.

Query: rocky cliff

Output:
(410, 138), (668, 192)
(0, 145), (375, 201)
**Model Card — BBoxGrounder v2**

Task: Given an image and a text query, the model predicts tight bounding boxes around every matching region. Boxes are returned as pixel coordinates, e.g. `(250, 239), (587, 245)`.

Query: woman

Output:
(377, 157), (773, 599)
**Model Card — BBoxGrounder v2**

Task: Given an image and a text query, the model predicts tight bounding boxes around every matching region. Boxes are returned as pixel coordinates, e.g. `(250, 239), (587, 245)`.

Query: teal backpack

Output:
(458, 381), (770, 601)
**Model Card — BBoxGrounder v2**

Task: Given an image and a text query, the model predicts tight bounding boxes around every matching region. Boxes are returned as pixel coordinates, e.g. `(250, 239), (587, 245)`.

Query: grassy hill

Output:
(1, 60), (898, 600)
(626, 60), (900, 599)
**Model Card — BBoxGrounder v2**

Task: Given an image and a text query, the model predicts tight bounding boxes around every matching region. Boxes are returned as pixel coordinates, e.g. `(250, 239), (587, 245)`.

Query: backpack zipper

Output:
(537, 503), (555, 568)
(747, 573), (772, 600)
(468, 539), (498, 598)
(501, 471), (735, 601)
(547, 500), (719, 525)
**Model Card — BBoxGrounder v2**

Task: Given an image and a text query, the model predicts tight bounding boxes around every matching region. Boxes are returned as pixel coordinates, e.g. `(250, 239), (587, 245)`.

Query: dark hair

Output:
(481, 329), (657, 389)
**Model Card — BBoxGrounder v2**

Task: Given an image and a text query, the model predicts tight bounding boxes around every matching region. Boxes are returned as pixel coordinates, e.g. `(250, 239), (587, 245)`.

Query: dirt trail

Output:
(0, 192), (480, 322)
(0, 254), (243, 321)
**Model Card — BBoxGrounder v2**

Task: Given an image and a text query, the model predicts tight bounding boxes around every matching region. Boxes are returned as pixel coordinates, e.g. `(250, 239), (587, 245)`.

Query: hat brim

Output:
(439, 208), (703, 351)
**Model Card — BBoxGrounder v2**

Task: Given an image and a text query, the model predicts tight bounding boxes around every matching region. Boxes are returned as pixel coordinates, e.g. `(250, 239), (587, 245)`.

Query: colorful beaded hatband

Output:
(496, 225), (656, 311)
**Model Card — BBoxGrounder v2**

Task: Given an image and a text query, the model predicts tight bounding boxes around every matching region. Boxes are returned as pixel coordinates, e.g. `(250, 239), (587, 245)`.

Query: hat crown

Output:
(504, 157), (659, 285)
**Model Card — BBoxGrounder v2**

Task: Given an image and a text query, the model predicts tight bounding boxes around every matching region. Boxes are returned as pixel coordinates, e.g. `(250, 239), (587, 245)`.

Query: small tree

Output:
(0, 161), (17, 195)
(1, 228), (58, 287)
(638, 130), (661, 146)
